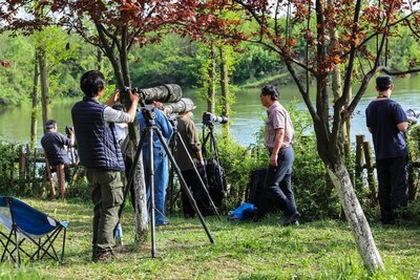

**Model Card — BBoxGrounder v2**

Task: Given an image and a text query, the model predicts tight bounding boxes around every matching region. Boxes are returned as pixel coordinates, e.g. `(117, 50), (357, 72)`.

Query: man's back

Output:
(365, 99), (407, 160)
(41, 131), (70, 167)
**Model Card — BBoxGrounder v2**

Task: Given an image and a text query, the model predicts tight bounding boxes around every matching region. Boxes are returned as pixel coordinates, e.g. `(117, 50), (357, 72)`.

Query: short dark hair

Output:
(261, 85), (278, 100)
(45, 119), (57, 130)
(376, 75), (393, 92)
(80, 70), (106, 97)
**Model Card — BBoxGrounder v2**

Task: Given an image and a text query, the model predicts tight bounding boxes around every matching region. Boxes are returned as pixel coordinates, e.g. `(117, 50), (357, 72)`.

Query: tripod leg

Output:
(155, 129), (214, 244)
(147, 127), (157, 258)
(119, 129), (148, 219)
(176, 132), (221, 219)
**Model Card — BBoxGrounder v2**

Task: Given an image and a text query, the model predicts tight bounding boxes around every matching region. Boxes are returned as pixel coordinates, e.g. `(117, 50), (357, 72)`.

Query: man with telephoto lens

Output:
(71, 70), (139, 262)
(260, 85), (300, 226)
(41, 119), (75, 199)
(365, 75), (409, 225)
(174, 109), (213, 218)
(136, 101), (173, 226)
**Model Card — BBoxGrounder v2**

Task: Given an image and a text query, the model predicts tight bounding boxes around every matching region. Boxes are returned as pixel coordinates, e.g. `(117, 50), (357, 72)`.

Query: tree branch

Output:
(380, 67), (420, 76)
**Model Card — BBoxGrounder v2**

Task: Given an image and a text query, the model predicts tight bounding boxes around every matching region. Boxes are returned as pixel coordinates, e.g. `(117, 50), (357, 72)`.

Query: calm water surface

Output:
(0, 77), (419, 147)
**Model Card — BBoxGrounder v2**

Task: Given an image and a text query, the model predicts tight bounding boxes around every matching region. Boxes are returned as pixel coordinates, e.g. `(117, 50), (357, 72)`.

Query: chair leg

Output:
(45, 159), (56, 198)
(61, 228), (66, 262)
(14, 228), (20, 265)
(57, 164), (66, 199)
(1, 230), (14, 262)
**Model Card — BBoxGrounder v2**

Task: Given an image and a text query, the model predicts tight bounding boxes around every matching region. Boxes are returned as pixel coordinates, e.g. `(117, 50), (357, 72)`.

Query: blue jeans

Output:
(143, 148), (169, 225)
(264, 146), (298, 216)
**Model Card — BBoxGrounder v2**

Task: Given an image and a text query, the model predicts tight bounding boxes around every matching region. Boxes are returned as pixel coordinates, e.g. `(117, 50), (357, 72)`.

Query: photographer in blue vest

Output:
(71, 70), (139, 262)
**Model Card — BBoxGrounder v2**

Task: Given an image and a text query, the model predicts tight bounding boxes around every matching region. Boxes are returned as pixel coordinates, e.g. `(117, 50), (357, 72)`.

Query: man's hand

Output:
(270, 153), (278, 167)
(106, 90), (121, 106)
(129, 89), (139, 104)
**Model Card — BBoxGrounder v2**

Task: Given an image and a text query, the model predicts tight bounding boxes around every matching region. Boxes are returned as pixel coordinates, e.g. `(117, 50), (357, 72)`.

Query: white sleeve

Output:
(103, 106), (134, 123)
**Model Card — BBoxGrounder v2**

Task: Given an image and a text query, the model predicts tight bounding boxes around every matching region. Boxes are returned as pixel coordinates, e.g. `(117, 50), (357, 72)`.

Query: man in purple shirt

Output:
(260, 85), (300, 226)
(366, 76), (409, 224)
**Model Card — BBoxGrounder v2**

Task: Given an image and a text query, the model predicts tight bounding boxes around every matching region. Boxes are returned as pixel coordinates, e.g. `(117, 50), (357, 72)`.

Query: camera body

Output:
(65, 126), (74, 138)
(202, 112), (228, 125)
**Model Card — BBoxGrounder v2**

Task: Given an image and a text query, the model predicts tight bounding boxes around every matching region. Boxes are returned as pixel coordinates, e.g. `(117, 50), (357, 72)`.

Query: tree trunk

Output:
(207, 43), (216, 113)
(97, 49), (103, 71)
(327, 161), (384, 272)
(95, 22), (149, 242)
(30, 51), (40, 149)
(124, 139), (148, 242)
(219, 46), (230, 137)
(39, 48), (49, 130)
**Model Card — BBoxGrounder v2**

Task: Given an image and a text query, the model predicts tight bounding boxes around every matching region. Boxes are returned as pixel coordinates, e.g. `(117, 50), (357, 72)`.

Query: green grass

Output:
(0, 199), (419, 280)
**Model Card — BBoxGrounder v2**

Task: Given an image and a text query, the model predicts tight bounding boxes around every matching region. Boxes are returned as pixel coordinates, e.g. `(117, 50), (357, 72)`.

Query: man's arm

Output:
(104, 90), (139, 123)
(270, 128), (284, 167)
(397, 122), (408, 132)
(69, 130), (75, 147)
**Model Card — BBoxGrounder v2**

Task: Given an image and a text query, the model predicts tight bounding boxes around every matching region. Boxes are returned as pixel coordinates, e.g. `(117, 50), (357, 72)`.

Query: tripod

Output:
(202, 123), (227, 208)
(119, 106), (214, 258)
(168, 118), (221, 219)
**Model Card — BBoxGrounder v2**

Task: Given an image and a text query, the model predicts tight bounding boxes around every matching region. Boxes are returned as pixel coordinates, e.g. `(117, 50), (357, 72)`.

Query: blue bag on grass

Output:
(228, 202), (257, 221)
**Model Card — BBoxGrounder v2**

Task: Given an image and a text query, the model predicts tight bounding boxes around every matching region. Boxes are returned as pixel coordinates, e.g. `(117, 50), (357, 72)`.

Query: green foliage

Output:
(0, 31), (105, 106)
(129, 34), (202, 88)
(232, 43), (284, 84)
(0, 142), (21, 195)
(0, 33), (34, 105)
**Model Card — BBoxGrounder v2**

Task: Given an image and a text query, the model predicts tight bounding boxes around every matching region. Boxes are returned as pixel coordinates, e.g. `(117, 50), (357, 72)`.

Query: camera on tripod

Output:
(202, 112), (228, 125)
(407, 109), (420, 125)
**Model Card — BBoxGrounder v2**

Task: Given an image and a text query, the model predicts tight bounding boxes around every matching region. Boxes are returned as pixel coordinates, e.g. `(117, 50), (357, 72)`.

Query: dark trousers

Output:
(376, 156), (408, 223)
(264, 146), (298, 216)
(181, 166), (213, 217)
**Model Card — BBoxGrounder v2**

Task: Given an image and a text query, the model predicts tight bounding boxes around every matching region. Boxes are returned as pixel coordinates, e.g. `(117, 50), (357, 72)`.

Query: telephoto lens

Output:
(120, 84), (183, 106)
(140, 84), (182, 104)
(163, 98), (196, 115)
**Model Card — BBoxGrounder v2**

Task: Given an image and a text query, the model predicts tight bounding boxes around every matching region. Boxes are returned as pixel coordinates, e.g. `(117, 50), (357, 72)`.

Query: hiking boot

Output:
(92, 248), (114, 263)
(282, 212), (301, 226)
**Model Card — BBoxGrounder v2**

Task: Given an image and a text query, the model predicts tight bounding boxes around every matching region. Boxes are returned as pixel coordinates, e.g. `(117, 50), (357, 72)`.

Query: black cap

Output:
(376, 76), (393, 91)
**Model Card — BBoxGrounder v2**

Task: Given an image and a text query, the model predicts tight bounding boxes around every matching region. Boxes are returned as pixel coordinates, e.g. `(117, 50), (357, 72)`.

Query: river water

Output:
(0, 77), (419, 147)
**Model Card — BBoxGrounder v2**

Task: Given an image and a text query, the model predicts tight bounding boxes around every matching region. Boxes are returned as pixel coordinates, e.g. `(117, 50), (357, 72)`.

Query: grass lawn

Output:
(0, 198), (419, 280)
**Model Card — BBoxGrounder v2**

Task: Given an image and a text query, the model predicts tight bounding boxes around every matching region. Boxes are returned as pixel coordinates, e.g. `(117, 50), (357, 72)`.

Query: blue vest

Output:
(71, 97), (125, 171)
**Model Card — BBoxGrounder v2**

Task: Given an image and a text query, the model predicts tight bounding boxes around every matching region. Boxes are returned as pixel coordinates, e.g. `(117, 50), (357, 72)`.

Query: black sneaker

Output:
(282, 212), (301, 226)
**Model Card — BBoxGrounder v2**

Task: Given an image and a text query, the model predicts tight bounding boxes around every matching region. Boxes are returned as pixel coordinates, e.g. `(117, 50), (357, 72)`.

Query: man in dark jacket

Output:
(366, 75), (409, 224)
(41, 119), (75, 199)
(71, 70), (139, 262)
(174, 110), (213, 217)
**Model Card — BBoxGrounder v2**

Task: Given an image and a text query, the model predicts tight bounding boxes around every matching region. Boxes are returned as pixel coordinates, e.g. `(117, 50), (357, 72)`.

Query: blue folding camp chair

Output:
(0, 196), (68, 265)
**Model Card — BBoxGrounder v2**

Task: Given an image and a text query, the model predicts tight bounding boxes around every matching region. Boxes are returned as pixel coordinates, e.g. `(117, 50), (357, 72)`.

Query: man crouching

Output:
(71, 70), (139, 262)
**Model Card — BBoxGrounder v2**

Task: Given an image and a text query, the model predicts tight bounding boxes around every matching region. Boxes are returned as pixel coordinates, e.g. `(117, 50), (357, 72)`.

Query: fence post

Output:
(363, 141), (377, 202)
(355, 135), (365, 190)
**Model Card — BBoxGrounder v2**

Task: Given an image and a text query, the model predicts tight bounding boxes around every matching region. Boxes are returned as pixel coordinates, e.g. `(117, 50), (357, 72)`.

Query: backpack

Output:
(228, 202), (257, 221)
(205, 159), (227, 207)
